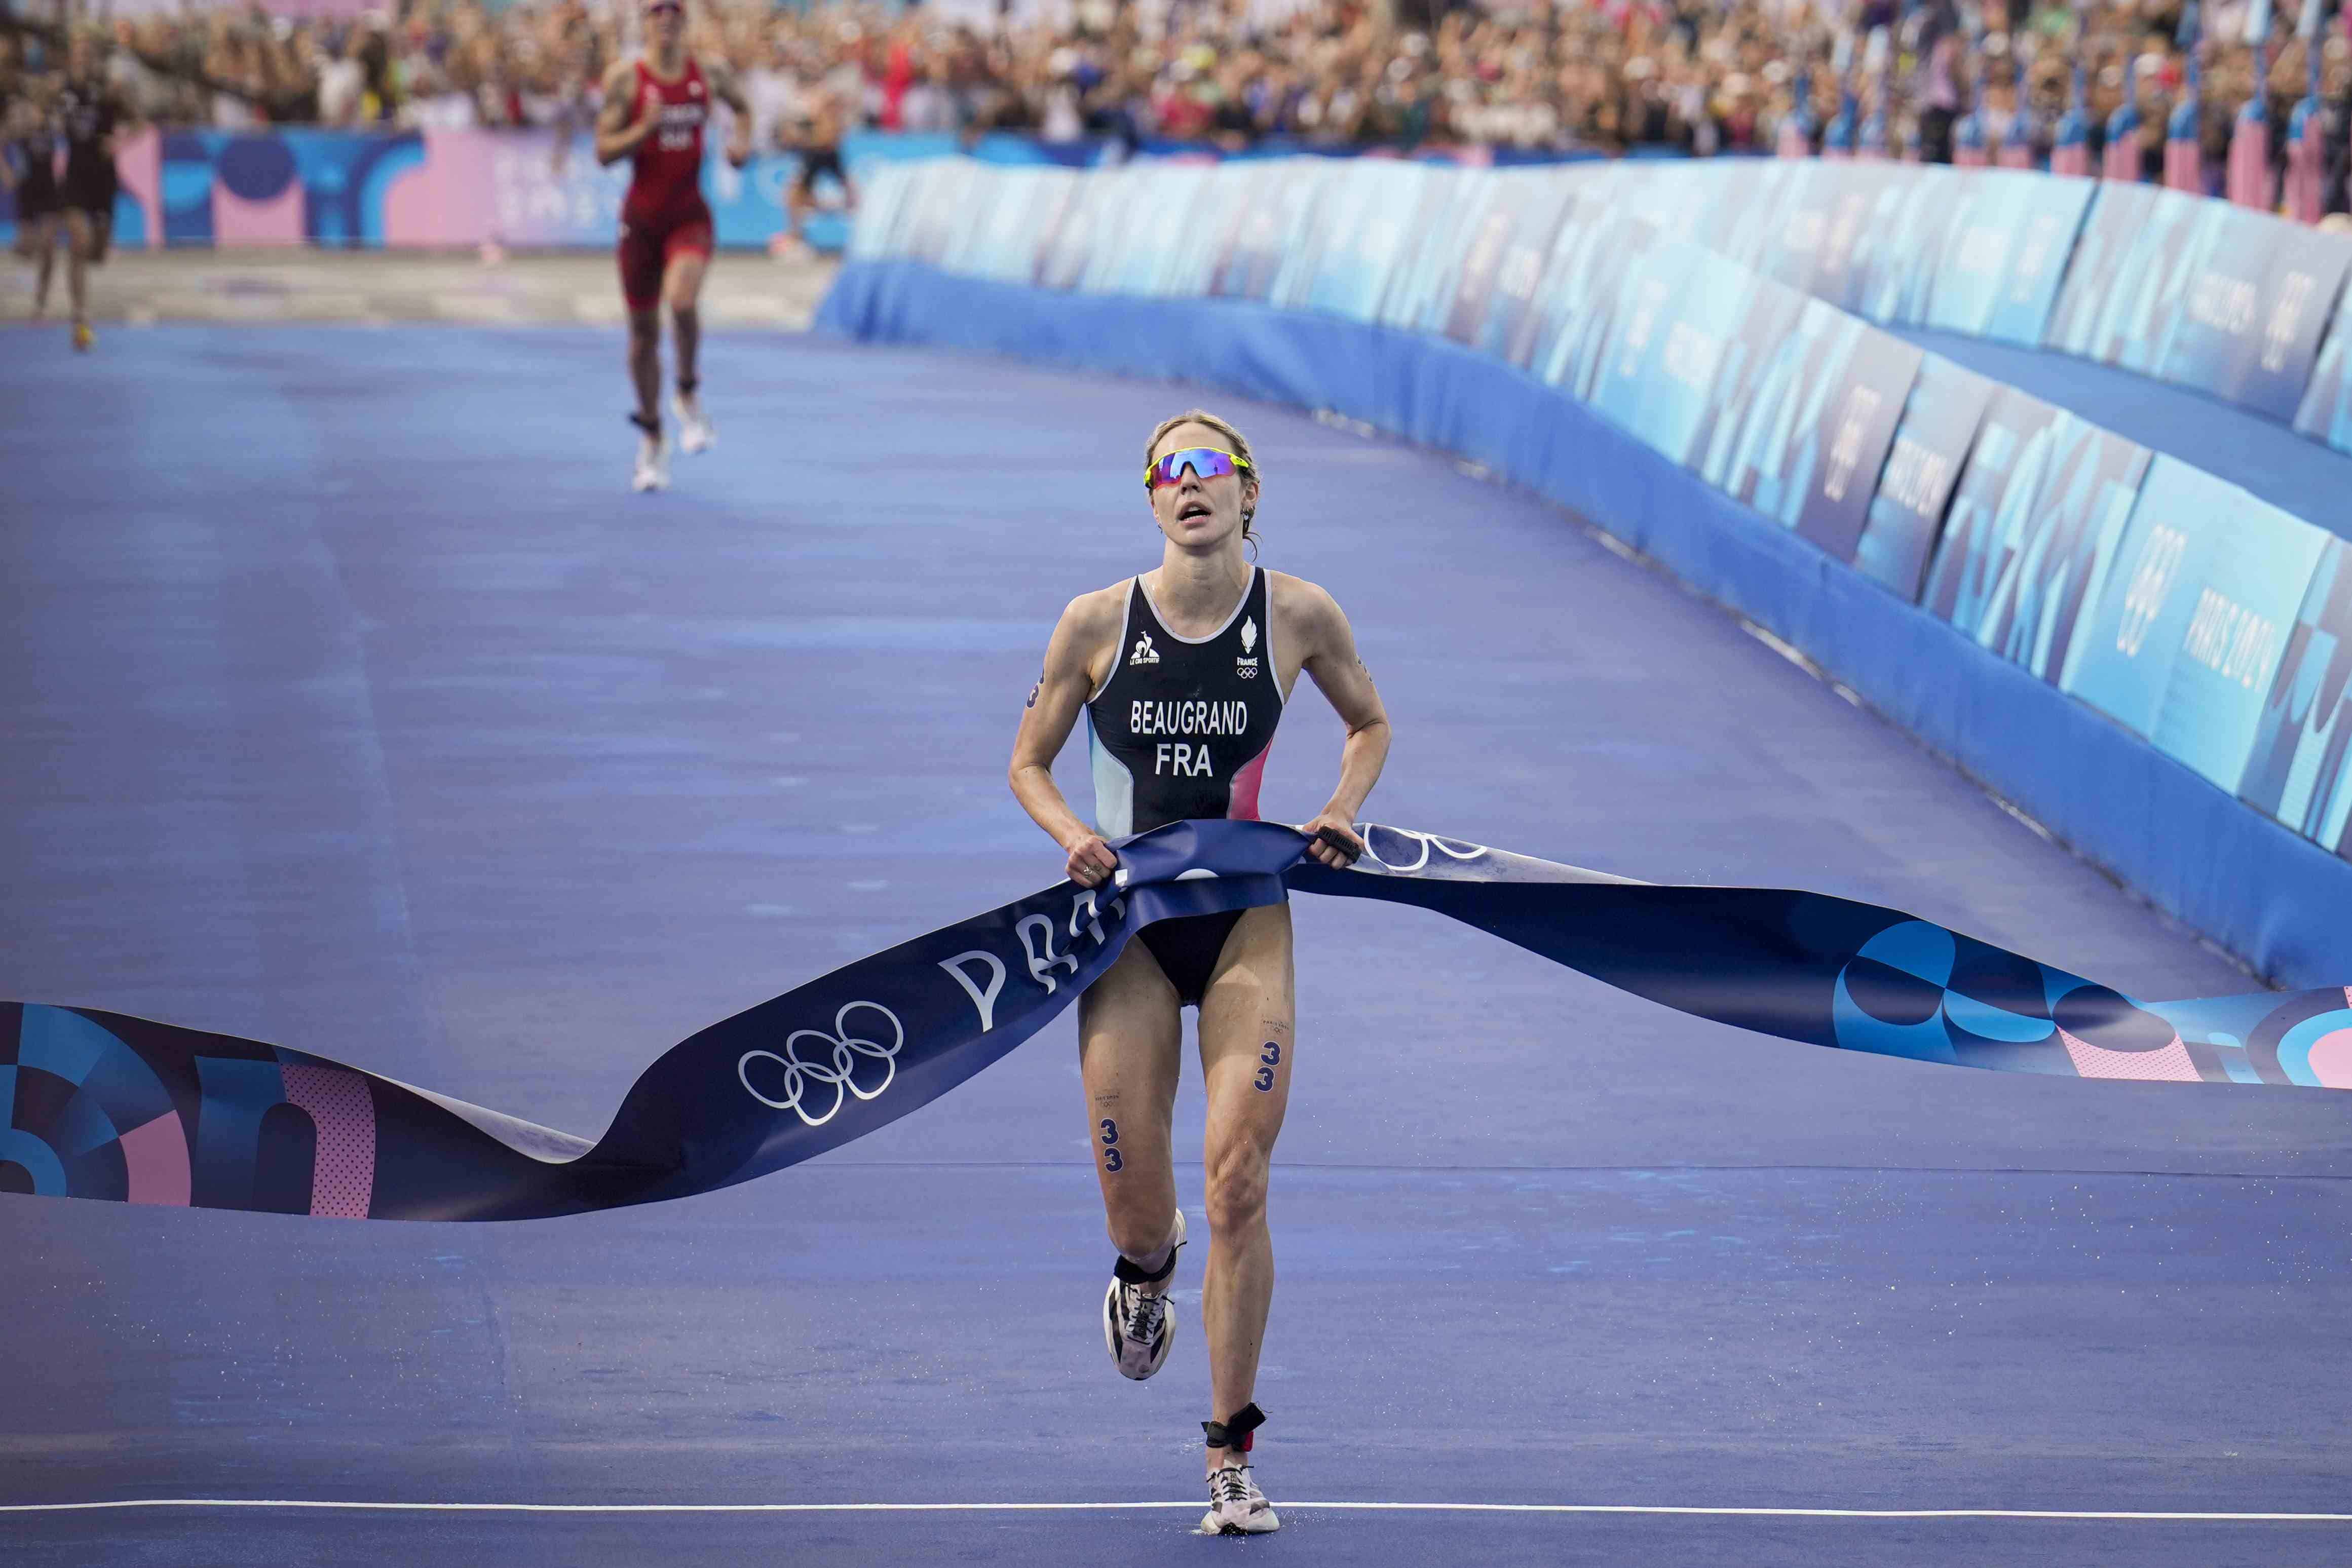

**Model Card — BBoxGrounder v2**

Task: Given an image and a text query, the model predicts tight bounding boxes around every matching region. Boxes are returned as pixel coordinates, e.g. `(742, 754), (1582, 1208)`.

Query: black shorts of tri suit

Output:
(1138, 910), (1245, 1009)
(62, 170), (116, 218)
(795, 146), (845, 194)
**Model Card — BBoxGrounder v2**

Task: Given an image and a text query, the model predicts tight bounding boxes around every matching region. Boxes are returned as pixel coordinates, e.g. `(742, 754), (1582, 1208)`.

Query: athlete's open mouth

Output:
(1178, 503), (1212, 521)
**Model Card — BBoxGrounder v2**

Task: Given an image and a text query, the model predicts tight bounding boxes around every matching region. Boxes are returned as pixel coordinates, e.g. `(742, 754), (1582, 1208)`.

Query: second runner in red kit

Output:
(596, 0), (751, 492)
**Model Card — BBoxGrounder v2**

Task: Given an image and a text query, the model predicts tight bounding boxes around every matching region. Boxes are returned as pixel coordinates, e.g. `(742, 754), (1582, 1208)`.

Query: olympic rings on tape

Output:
(736, 1000), (906, 1127)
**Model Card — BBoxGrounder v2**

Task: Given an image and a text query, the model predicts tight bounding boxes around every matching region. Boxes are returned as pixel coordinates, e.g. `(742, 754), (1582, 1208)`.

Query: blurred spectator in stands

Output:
(0, 0), (2346, 207)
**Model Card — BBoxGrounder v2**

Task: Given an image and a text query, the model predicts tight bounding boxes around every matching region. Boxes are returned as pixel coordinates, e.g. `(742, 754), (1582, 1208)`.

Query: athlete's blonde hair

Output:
(1146, 408), (1261, 553)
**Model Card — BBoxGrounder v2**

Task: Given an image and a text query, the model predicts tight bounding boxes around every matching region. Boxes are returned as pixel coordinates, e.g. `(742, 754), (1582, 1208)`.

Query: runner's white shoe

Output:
(631, 429), (671, 492)
(1102, 1208), (1184, 1381)
(1199, 1465), (1280, 1536)
(674, 389), (715, 454)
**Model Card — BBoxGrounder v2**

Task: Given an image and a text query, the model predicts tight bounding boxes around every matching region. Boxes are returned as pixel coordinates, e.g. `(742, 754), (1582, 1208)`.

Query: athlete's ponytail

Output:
(1146, 408), (1260, 558)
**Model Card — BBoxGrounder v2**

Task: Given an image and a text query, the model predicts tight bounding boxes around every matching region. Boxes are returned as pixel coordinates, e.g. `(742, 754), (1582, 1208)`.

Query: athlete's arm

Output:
(1009, 590), (1122, 889)
(707, 63), (754, 166)
(593, 61), (656, 166)
(1293, 582), (1390, 869)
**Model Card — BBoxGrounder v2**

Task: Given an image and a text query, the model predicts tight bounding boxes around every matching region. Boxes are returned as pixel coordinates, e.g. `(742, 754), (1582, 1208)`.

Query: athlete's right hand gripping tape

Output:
(4, 819), (2345, 1221)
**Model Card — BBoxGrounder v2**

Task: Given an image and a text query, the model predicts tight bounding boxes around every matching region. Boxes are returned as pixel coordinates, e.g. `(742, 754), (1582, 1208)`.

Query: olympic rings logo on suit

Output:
(736, 1000), (905, 1128)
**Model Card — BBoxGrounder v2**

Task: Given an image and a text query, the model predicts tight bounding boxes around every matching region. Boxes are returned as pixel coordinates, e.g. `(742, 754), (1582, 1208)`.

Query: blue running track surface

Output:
(2, 326), (2347, 1567)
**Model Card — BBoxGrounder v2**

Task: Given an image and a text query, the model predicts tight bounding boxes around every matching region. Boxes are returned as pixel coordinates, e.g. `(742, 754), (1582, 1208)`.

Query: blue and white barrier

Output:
(822, 157), (2352, 987)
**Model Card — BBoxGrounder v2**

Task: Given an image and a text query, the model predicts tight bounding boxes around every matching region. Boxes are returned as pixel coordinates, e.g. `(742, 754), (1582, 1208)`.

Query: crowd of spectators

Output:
(2, 0), (2348, 171)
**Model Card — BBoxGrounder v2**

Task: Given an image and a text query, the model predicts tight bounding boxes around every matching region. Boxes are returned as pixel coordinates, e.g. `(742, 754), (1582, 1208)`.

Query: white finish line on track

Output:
(4, 1500), (2348, 1522)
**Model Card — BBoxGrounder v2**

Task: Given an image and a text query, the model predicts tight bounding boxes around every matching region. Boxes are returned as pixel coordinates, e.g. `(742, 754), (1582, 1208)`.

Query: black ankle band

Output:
(629, 412), (659, 435)
(677, 377), (699, 396)
(1203, 1403), (1265, 1454)
(1112, 1244), (1180, 1286)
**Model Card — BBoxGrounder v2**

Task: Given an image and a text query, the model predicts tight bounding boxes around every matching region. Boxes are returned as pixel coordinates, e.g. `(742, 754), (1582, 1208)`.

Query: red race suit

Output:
(617, 56), (714, 311)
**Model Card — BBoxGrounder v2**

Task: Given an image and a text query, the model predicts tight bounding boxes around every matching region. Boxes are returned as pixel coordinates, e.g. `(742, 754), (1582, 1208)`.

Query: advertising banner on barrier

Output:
(1688, 157), (1794, 274)
(1212, 160), (1330, 300)
(847, 162), (916, 261)
(933, 163), (997, 276)
(1005, 168), (1080, 286)
(1517, 199), (1659, 396)
(134, 126), (925, 254)
(895, 160), (967, 265)
(81, 126), (1133, 256)
(1284, 161), (1430, 320)
(1853, 354), (1997, 600)
(2062, 457), (2329, 790)
(1167, 163), (1263, 298)
(1923, 389), (2154, 683)
(1713, 162), (1883, 304)
(1684, 273), (1813, 483)
(1089, 162), (1213, 295)
(2240, 538), (2352, 858)
(1380, 168), (1502, 331)
(2295, 287), (2352, 453)
(1922, 169), (2094, 343)
(1847, 164), (1962, 327)
(1456, 175), (1580, 355)
(2153, 206), (2352, 417)
(1074, 163), (1159, 293)
(2042, 183), (2211, 371)
(1698, 299), (1925, 564)
(1611, 161), (1728, 243)
(1037, 164), (1107, 288)
(1587, 244), (1775, 466)
(1159, 163), (1251, 297)
(1804, 165), (1892, 312)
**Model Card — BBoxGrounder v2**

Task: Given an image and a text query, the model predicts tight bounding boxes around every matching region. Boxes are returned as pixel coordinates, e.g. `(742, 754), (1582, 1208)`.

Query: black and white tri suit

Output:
(1085, 567), (1284, 1005)
(54, 78), (120, 219)
(6, 123), (61, 221)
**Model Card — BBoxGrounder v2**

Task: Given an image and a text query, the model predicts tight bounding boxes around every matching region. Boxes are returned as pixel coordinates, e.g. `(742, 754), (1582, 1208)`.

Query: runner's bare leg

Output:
(627, 307), (661, 426)
(664, 250), (707, 392)
(1194, 903), (1294, 1473)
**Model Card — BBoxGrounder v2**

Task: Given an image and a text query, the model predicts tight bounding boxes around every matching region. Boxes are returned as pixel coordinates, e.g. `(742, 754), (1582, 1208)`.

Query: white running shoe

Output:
(631, 430), (671, 493)
(1102, 1209), (1185, 1381)
(1199, 1465), (1280, 1536)
(674, 389), (715, 454)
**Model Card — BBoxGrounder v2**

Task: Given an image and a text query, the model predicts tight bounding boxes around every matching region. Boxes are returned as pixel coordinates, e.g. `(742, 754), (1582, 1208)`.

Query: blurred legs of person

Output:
(785, 150), (854, 250)
(61, 206), (102, 351)
(619, 215), (714, 490)
(665, 248), (714, 454)
(626, 304), (671, 491)
(15, 213), (58, 319)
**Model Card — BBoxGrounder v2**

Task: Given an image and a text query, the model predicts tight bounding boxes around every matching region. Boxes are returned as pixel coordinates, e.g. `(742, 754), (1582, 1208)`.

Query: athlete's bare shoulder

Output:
(1061, 579), (1132, 646)
(1029, 580), (1133, 709)
(1264, 568), (1347, 648)
(600, 57), (640, 95)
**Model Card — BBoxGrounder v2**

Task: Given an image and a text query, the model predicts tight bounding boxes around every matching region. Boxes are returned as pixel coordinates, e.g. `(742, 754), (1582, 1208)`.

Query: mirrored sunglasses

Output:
(1145, 446), (1251, 491)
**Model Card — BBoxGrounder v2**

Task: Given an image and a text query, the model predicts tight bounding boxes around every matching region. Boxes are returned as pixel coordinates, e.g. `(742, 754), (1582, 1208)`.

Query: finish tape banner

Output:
(6, 820), (2345, 1223)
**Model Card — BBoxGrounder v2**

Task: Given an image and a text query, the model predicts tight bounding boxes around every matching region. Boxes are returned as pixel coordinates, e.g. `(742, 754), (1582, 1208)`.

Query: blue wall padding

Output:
(820, 259), (2352, 988)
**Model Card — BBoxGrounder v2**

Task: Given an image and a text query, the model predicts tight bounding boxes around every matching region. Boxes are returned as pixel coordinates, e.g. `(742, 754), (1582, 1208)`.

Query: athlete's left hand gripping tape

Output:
(5, 819), (2345, 1220)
